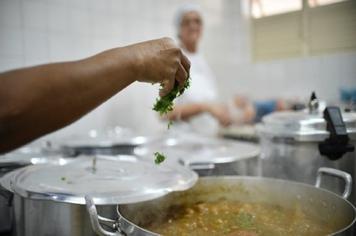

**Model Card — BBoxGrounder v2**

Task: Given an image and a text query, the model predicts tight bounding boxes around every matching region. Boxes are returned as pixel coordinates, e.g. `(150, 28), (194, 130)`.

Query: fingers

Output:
(175, 62), (188, 89)
(180, 52), (191, 75)
(159, 79), (175, 97)
(159, 48), (189, 96)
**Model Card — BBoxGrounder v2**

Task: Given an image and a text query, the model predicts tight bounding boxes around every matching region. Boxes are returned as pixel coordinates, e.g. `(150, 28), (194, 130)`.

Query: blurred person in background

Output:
(228, 95), (305, 125)
(165, 4), (300, 131)
(229, 95), (290, 125)
(166, 4), (231, 134)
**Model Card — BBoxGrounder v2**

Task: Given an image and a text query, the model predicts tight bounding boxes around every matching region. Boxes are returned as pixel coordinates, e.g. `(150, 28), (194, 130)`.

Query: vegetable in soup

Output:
(146, 200), (335, 236)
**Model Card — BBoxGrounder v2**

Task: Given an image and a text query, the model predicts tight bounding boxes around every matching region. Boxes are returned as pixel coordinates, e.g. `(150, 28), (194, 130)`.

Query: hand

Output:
(126, 37), (190, 96)
(207, 104), (232, 127)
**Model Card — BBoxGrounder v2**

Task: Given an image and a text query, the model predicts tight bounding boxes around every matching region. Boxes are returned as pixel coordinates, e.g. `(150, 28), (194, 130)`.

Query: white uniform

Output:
(175, 49), (219, 135)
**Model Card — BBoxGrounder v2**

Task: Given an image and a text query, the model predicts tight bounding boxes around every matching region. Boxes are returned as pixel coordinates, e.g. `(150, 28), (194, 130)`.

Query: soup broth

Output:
(146, 200), (335, 236)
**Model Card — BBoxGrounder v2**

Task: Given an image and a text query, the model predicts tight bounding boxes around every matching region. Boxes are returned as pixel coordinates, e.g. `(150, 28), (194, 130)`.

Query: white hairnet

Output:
(174, 3), (202, 33)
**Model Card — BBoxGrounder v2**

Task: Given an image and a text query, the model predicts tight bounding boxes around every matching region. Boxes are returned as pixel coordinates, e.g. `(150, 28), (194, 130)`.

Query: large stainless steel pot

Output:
(59, 127), (154, 156)
(86, 168), (356, 236)
(257, 106), (356, 204)
(0, 155), (197, 236)
(134, 132), (260, 176)
(0, 139), (65, 234)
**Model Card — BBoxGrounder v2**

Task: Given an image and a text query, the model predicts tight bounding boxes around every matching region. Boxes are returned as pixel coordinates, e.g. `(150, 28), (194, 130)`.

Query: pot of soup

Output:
(86, 168), (355, 236)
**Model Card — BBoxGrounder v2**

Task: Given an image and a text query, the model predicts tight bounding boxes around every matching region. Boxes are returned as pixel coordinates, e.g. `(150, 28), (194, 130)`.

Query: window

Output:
(250, 0), (356, 61)
(251, 0), (302, 18)
(308, 0), (348, 7)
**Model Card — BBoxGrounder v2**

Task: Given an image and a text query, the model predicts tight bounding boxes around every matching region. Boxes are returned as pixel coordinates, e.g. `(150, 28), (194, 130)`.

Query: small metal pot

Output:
(59, 128), (154, 157)
(134, 133), (260, 176)
(86, 168), (356, 236)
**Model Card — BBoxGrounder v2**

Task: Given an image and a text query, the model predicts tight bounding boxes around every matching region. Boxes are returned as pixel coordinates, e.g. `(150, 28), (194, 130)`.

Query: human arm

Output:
(0, 37), (190, 153)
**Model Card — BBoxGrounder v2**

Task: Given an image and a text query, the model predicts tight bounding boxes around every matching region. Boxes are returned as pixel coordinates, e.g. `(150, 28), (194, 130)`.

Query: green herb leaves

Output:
(152, 77), (191, 164)
(237, 212), (255, 229)
(154, 152), (166, 165)
(153, 77), (191, 116)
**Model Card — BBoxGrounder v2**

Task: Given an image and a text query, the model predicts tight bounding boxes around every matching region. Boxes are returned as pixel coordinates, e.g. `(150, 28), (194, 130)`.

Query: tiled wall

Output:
(0, 0), (355, 138)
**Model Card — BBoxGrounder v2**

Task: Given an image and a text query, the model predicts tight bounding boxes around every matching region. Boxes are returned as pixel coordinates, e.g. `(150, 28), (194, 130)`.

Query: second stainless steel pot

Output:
(257, 107), (356, 204)
(59, 128), (154, 156)
(134, 132), (260, 176)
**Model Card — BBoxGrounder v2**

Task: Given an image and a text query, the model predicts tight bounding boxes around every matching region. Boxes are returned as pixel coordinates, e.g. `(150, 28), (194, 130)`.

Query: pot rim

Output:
(116, 175), (356, 236)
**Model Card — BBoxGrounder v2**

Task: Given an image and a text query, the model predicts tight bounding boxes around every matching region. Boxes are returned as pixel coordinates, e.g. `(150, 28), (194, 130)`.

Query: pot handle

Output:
(0, 186), (13, 206)
(188, 162), (215, 170)
(179, 158), (215, 170)
(315, 167), (352, 199)
(85, 196), (123, 236)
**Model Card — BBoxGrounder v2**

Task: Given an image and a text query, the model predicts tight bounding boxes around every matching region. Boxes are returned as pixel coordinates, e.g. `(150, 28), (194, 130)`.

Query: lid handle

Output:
(318, 106), (355, 160)
(308, 91), (319, 114)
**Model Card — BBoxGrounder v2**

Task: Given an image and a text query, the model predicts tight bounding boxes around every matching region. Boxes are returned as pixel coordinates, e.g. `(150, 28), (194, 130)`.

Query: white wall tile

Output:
(23, 29), (49, 64)
(0, 0), (22, 28)
(88, 0), (108, 13)
(22, 0), (48, 31)
(70, 0), (88, 10)
(0, 28), (23, 57)
(68, 7), (90, 36)
(0, 57), (24, 72)
(0, 0), (355, 137)
(48, 33), (73, 61)
(48, 3), (69, 33)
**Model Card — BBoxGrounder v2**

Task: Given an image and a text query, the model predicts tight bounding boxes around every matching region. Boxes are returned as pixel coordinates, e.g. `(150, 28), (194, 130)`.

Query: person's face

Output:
(179, 11), (203, 48)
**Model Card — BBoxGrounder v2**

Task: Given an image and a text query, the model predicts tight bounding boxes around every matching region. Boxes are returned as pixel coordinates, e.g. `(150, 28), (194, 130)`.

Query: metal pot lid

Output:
(0, 140), (67, 168)
(0, 168), (21, 191)
(9, 155), (198, 205)
(0, 158), (74, 191)
(0, 153), (70, 168)
(59, 127), (154, 148)
(134, 134), (260, 165)
(257, 110), (356, 141)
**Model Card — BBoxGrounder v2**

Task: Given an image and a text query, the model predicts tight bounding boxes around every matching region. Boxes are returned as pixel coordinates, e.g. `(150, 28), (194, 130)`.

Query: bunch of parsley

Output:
(153, 78), (191, 116)
(152, 77), (191, 164)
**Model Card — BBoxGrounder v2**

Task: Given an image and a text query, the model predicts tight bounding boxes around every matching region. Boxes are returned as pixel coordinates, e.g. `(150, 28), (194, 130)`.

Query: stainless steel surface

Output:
(218, 124), (259, 142)
(0, 145), (67, 234)
(257, 110), (356, 204)
(59, 128), (156, 156)
(87, 169), (355, 236)
(3, 155), (197, 236)
(85, 196), (123, 236)
(258, 134), (356, 202)
(257, 110), (356, 142)
(0, 173), (13, 234)
(315, 167), (352, 199)
(7, 155), (197, 205)
(135, 133), (260, 176)
(12, 194), (117, 236)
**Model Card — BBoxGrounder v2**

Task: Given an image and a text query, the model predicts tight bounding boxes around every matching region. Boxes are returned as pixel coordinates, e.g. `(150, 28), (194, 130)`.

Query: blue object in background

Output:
(340, 88), (356, 102)
(254, 100), (277, 123)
